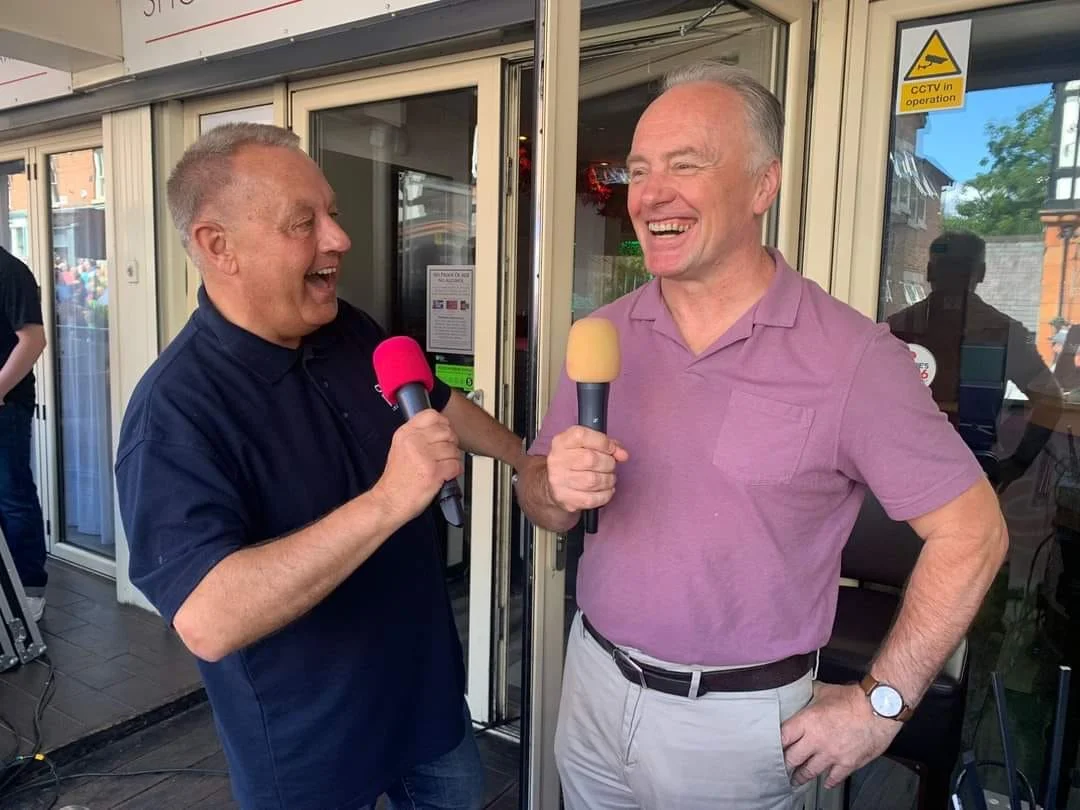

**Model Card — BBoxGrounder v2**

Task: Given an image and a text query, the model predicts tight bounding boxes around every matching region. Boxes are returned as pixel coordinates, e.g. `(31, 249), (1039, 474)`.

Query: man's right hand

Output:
(374, 409), (463, 523)
(546, 426), (629, 513)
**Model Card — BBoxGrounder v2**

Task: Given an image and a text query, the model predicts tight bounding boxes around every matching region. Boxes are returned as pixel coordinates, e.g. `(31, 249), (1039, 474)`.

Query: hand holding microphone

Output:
(372, 336), (466, 526)
(546, 317), (627, 533)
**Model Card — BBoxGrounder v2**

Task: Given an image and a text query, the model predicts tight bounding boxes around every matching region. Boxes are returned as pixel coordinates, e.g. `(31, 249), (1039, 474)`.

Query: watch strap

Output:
(860, 674), (914, 722)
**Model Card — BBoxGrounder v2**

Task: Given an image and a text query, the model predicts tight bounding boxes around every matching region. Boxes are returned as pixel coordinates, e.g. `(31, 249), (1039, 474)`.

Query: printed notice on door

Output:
(895, 19), (971, 115)
(427, 265), (475, 354)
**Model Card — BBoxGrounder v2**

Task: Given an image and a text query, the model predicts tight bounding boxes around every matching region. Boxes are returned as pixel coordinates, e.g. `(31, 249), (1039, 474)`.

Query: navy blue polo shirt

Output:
(115, 287), (466, 810)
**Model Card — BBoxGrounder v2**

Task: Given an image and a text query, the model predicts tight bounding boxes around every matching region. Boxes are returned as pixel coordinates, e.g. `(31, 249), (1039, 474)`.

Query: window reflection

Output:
(881, 6), (1080, 797)
(49, 147), (115, 560)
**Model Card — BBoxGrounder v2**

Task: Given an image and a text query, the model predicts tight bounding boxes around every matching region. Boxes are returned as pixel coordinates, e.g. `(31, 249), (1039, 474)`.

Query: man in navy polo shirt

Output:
(1, 246), (49, 623)
(115, 123), (525, 810)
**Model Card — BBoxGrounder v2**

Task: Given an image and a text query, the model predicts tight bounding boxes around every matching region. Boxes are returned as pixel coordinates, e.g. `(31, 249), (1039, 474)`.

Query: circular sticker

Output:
(907, 343), (936, 386)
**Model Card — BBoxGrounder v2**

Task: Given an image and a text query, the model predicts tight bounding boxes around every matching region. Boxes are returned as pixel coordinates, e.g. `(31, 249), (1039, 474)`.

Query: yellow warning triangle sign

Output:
(904, 29), (962, 80)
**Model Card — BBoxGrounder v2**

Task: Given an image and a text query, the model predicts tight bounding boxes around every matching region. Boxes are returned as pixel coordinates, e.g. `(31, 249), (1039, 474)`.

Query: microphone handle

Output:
(395, 383), (466, 528)
(577, 382), (610, 534)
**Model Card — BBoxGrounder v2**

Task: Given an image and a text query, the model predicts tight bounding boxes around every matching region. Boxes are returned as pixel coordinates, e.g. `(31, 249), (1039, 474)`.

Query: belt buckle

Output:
(612, 646), (647, 690)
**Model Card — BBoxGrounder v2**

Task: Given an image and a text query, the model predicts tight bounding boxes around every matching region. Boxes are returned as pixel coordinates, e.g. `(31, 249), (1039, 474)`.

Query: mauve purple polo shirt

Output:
(529, 252), (983, 666)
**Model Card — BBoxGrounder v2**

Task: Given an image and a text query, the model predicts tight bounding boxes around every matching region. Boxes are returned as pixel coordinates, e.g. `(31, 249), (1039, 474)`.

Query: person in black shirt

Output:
(0, 246), (48, 622)
(115, 123), (525, 810)
(888, 231), (1062, 492)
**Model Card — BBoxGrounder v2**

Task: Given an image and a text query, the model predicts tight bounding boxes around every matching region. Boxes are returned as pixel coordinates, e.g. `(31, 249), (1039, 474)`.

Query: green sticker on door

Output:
(435, 363), (474, 392)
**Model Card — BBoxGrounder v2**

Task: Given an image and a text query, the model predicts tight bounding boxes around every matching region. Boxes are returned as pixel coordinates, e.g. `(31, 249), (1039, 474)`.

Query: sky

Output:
(917, 82), (1053, 213)
(921, 83), (1052, 182)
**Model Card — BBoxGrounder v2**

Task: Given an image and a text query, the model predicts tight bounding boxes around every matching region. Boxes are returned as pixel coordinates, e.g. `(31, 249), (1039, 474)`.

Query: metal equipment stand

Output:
(0, 526), (47, 671)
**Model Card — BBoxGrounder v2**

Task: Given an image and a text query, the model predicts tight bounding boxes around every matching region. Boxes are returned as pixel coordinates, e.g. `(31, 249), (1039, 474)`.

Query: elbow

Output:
(173, 603), (233, 663)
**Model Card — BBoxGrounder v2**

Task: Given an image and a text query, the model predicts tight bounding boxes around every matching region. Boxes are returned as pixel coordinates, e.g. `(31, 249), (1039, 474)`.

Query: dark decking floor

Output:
(0, 701), (520, 810)
(1, 560), (202, 758)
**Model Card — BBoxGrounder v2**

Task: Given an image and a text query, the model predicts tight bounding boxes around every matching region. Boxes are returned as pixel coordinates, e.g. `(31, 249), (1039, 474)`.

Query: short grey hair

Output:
(661, 60), (784, 170)
(166, 122), (302, 249)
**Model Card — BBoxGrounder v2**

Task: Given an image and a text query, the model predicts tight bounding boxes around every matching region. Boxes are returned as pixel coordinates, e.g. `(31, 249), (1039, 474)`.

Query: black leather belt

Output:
(582, 614), (814, 698)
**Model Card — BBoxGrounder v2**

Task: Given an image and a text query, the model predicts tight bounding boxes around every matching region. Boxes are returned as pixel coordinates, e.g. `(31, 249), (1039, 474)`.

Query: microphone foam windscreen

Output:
(372, 336), (435, 404)
(566, 317), (620, 383)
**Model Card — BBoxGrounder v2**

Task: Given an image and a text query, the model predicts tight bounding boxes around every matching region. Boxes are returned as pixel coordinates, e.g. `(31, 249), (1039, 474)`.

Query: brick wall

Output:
(979, 236), (1044, 334)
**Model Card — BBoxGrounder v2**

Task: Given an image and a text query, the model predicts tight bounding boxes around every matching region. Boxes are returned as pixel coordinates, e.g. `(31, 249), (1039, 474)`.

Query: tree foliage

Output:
(944, 91), (1055, 236)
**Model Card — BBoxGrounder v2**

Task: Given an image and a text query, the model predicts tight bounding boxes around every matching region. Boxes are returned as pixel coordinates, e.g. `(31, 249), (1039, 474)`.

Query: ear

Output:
(190, 220), (237, 276)
(751, 159), (782, 217)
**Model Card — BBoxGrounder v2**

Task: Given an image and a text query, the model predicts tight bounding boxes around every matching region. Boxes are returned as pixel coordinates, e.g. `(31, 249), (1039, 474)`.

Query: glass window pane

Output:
(1, 159), (29, 264)
(564, 14), (785, 321)
(310, 87), (479, 682)
(879, 2), (1080, 799)
(49, 147), (114, 559)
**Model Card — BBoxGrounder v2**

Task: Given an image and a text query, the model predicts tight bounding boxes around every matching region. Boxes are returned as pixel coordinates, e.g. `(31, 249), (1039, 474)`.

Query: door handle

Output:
(466, 389), (484, 407)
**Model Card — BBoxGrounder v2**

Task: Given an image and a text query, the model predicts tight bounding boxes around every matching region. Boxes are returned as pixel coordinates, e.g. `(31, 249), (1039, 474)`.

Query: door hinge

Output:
(554, 533), (567, 571)
(45, 520), (52, 538)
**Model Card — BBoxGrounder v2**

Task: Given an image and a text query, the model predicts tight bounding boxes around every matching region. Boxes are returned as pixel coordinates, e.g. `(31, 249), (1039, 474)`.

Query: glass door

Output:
(839, 0), (1080, 804)
(291, 58), (506, 724)
(38, 142), (115, 574)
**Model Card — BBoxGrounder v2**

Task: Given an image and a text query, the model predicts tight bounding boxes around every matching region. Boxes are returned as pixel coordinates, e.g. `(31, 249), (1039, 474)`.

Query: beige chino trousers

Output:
(555, 611), (820, 810)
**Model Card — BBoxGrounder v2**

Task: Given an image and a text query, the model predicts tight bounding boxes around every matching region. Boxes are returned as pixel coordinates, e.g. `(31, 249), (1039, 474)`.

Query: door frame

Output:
(290, 56), (505, 725)
(0, 125), (118, 578)
(832, 0), (1023, 316)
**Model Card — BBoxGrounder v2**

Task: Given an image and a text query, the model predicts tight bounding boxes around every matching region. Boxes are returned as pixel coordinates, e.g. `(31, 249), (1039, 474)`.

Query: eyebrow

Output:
(625, 147), (711, 164)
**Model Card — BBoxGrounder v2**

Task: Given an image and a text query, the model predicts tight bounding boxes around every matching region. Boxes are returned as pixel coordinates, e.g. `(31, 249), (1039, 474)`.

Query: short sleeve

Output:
(528, 367), (577, 456)
(115, 439), (250, 624)
(1, 257), (43, 332)
(837, 325), (984, 522)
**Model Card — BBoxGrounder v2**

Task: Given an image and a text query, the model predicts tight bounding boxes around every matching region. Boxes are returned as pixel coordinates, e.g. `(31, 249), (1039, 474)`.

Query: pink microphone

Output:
(372, 336), (465, 527)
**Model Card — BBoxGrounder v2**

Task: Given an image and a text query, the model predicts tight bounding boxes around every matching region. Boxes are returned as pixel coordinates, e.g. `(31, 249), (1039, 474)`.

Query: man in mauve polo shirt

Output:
(115, 123), (525, 810)
(516, 61), (1008, 809)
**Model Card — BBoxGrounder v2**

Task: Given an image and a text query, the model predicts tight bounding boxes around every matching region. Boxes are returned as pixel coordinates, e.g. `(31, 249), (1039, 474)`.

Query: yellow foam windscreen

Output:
(566, 317), (621, 383)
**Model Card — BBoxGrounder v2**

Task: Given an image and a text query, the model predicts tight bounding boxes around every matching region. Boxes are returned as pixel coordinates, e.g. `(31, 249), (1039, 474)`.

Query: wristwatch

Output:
(860, 674), (914, 722)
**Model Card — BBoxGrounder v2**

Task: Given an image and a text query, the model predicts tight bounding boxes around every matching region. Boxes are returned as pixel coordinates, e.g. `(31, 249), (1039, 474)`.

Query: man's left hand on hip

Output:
(780, 681), (903, 789)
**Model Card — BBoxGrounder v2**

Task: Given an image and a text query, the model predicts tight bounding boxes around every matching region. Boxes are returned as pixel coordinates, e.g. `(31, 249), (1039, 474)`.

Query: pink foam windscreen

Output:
(372, 336), (435, 404)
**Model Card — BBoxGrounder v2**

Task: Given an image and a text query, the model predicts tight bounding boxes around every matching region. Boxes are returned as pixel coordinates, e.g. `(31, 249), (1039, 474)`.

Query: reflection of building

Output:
(881, 113), (954, 317)
(1039, 80), (1080, 365)
(6, 149), (106, 261)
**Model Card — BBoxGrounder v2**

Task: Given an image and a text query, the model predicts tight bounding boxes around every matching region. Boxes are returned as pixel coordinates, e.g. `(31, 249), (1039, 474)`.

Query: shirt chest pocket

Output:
(712, 390), (814, 485)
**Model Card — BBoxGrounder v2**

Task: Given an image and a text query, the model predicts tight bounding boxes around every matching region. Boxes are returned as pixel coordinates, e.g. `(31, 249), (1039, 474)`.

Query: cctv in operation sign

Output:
(895, 19), (971, 115)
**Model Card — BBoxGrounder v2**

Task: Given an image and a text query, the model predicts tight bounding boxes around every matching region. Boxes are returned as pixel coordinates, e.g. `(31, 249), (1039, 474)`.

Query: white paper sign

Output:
(0, 58), (73, 111)
(426, 265), (474, 355)
(121, 0), (440, 76)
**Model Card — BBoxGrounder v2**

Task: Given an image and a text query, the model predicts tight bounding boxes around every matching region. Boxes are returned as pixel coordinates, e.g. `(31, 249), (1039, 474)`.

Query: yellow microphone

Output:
(566, 317), (621, 534)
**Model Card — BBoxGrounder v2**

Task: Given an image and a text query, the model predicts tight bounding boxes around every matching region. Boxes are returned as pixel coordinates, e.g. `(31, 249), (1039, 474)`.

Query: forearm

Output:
(174, 487), (405, 661)
(516, 454), (579, 534)
(870, 505), (1007, 705)
(444, 390), (527, 469)
(0, 330), (45, 400)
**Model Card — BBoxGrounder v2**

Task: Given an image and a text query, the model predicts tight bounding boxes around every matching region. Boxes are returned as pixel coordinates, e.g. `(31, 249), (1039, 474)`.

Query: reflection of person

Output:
(888, 231), (1062, 492)
(515, 62), (1008, 809)
(1054, 325), (1080, 392)
(0, 246), (48, 622)
(115, 124), (525, 810)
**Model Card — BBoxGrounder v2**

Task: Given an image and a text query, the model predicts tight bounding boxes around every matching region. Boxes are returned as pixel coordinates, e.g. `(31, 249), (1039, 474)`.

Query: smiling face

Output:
(626, 82), (780, 282)
(193, 144), (351, 347)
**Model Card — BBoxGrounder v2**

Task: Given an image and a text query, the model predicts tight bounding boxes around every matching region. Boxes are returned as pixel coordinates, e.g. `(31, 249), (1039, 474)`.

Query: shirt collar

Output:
(629, 248), (803, 330)
(195, 286), (340, 384)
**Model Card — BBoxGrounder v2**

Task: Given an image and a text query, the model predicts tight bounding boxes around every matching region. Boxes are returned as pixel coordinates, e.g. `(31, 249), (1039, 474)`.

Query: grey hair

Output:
(661, 60), (784, 171)
(166, 122), (302, 250)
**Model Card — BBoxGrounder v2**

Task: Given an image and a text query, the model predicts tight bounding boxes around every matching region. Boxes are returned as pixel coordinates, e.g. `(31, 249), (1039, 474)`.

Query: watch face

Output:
(870, 684), (904, 718)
